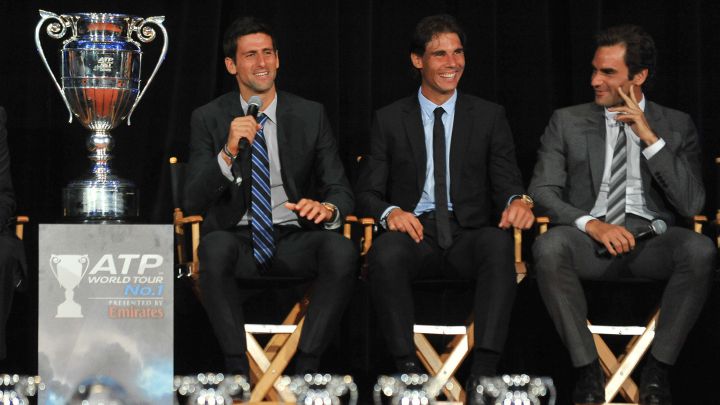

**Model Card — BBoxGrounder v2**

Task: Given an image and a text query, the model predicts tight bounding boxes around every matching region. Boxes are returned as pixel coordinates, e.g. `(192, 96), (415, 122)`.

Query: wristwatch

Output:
(514, 194), (534, 208)
(321, 202), (338, 221)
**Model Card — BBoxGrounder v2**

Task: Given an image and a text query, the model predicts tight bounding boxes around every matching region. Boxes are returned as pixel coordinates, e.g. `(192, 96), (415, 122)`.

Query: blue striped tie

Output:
(250, 114), (274, 271)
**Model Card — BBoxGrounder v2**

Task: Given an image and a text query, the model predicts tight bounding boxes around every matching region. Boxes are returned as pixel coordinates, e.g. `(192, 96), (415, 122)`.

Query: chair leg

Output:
(414, 321), (474, 403)
(249, 317), (305, 403)
(593, 332), (639, 402)
(601, 311), (659, 403)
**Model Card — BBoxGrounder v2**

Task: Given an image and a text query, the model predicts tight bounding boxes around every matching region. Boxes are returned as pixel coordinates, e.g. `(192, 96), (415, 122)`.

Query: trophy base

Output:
(62, 177), (139, 221)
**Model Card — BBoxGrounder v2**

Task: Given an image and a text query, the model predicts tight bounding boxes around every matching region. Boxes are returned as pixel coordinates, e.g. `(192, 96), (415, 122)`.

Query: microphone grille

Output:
(248, 95), (263, 108)
(650, 219), (667, 235)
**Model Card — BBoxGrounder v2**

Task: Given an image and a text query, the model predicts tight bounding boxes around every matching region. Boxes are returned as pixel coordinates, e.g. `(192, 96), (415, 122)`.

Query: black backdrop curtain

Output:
(1, 0), (719, 402)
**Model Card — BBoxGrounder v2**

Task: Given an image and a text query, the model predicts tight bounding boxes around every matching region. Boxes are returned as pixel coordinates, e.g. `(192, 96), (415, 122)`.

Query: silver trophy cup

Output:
(35, 10), (168, 221)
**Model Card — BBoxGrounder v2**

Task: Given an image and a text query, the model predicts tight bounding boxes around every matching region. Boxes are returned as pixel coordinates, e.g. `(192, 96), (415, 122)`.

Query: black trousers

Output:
(532, 217), (715, 367)
(198, 225), (357, 365)
(0, 233), (23, 360)
(367, 214), (518, 364)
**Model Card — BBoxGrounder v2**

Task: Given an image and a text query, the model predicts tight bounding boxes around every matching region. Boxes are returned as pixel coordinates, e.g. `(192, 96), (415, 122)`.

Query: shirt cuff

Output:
(506, 194), (522, 208)
(642, 138), (665, 160)
(217, 152), (239, 183)
(380, 205), (400, 229)
(575, 215), (596, 233)
(322, 202), (342, 230)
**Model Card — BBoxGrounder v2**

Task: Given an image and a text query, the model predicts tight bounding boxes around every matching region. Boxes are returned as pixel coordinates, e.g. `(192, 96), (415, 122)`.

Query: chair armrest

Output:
(14, 215), (29, 240)
(536, 216), (550, 235)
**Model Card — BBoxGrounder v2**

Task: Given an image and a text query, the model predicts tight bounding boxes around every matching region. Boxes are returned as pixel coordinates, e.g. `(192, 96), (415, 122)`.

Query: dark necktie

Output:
(433, 107), (453, 249)
(606, 122), (627, 225)
(250, 114), (274, 271)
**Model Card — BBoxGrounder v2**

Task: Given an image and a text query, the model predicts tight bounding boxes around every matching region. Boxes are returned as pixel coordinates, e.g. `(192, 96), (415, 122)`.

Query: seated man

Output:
(355, 14), (534, 379)
(184, 17), (357, 375)
(529, 25), (715, 405)
(0, 106), (26, 361)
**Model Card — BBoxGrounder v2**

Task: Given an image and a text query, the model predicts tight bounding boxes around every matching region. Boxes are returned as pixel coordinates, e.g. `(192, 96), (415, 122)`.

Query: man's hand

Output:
(386, 208), (423, 243)
(608, 85), (659, 146)
(226, 116), (261, 156)
(285, 199), (334, 224)
(585, 219), (635, 256)
(498, 199), (535, 230)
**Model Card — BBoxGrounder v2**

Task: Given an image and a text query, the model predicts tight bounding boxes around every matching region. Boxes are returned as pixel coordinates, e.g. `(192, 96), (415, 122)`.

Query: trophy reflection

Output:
(49, 255), (89, 318)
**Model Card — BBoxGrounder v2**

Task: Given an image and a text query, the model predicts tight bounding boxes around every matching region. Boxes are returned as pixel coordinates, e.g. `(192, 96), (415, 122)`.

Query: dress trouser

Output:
(368, 214), (518, 362)
(198, 225), (357, 370)
(532, 217), (715, 367)
(0, 233), (23, 360)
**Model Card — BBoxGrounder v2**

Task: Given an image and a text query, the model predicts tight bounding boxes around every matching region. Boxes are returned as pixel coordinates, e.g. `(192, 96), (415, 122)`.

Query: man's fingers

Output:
(408, 217), (424, 241)
(498, 210), (510, 228)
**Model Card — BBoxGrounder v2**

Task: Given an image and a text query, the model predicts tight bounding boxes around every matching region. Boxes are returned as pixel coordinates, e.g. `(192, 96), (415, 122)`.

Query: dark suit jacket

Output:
(184, 91), (353, 234)
(528, 101), (705, 226)
(355, 93), (525, 227)
(0, 107), (15, 229)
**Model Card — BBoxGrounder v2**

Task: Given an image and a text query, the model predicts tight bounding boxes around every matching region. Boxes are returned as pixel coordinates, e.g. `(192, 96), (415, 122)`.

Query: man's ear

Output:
(631, 68), (648, 86)
(410, 53), (424, 70)
(224, 57), (237, 75)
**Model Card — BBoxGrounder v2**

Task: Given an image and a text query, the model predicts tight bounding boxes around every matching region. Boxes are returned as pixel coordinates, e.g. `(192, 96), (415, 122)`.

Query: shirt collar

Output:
(605, 93), (646, 125)
(240, 94), (278, 124)
(418, 87), (457, 121)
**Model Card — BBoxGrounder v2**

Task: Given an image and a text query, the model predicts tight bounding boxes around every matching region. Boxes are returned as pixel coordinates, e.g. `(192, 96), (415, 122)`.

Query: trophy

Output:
(466, 374), (556, 405)
(280, 374), (359, 405)
(35, 10), (168, 221)
(49, 254), (89, 318)
(173, 373), (250, 405)
(0, 374), (44, 405)
(373, 374), (438, 405)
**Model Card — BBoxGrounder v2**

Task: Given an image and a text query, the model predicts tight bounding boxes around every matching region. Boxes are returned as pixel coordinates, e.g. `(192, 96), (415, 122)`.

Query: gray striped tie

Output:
(606, 122), (627, 225)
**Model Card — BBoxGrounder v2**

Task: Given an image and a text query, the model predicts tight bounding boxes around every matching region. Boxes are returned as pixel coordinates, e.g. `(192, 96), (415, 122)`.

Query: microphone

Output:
(239, 95), (263, 150)
(596, 219), (667, 256)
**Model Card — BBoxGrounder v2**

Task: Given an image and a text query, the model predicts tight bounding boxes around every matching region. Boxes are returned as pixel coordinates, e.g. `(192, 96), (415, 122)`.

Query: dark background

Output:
(1, 0), (719, 403)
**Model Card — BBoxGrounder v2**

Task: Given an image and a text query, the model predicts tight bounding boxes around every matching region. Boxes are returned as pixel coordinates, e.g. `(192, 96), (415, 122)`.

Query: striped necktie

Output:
(250, 114), (274, 271)
(606, 122), (627, 225)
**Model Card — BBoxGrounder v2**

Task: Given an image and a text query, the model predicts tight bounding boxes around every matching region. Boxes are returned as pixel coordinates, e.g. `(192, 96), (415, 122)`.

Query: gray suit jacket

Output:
(529, 101), (704, 226)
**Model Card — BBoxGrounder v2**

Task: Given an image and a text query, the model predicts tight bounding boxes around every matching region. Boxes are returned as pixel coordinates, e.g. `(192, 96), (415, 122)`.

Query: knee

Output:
(198, 231), (238, 276)
(320, 234), (358, 278)
(679, 233), (716, 278)
(367, 232), (414, 282)
(532, 227), (574, 274)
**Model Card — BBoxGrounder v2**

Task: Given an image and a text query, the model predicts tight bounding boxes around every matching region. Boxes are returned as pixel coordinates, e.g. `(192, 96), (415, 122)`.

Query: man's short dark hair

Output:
(410, 14), (466, 56)
(596, 24), (656, 86)
(223, 16), (277, 60)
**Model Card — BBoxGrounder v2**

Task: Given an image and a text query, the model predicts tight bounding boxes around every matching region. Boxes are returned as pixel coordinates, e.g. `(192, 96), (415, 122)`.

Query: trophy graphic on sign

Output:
(49, 255), (89, 318)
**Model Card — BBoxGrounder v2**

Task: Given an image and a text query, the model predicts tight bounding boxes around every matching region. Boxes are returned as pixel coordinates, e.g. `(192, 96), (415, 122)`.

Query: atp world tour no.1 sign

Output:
(38, 224), (173, 404)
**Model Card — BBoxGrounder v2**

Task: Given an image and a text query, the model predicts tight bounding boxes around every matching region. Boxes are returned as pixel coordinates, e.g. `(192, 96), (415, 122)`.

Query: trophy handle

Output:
(49, 255), (60, 280)
(126, 16), (168, 125)
(35, 10), (75, 124)
(79, 255), (90, 278)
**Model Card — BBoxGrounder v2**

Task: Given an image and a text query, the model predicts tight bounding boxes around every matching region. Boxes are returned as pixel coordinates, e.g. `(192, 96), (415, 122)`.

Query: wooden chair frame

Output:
(537, 215), (706, 404)
(171, 157), (364, 402)
(348, 216), (526, 404)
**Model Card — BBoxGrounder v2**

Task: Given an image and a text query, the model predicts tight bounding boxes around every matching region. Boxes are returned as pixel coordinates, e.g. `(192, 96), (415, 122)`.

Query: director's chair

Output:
(346, 214), (527, 404)
(536, 215), (706, 404)
(412, 227), (527, 403)
(170, 157), (316, 402)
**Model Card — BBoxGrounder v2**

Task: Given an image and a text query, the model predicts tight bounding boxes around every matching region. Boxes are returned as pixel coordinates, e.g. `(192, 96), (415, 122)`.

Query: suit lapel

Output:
(585, 104), (606, 197)
(275, 93), (297, 201)
(402, 97), (427, 193)
(449, 94), (472, 191)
